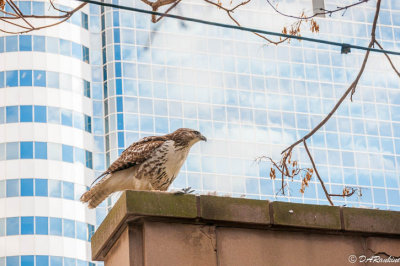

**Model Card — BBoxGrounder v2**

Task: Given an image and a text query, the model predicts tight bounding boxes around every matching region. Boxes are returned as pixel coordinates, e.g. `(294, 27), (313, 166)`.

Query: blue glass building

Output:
(1, 0), (400, 264)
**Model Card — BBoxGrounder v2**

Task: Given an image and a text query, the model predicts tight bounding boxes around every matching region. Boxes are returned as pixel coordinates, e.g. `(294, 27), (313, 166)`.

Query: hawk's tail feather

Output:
(80, 174), (113, 209)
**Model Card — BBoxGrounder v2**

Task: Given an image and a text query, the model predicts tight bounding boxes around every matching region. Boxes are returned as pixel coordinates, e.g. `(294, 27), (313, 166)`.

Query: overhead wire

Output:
(75, 0), (400, 56)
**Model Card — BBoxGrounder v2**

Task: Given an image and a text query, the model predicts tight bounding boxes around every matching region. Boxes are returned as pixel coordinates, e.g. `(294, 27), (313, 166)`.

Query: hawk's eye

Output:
(194, 131), (200, 135)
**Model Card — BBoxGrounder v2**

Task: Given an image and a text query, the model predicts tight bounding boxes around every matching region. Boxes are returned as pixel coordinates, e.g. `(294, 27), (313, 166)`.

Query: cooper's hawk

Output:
(80, 128), (206, 208)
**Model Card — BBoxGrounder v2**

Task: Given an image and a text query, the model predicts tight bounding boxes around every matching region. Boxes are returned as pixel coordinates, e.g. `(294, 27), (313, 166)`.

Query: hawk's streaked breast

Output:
(80, 128), (207, 208)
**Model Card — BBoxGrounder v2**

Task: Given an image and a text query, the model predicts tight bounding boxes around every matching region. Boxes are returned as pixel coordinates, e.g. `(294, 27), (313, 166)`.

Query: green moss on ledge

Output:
(91, 191), (400, 261)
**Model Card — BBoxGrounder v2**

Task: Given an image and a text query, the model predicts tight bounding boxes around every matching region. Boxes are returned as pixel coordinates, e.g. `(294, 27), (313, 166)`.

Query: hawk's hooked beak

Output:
(200, 135), (207, 142)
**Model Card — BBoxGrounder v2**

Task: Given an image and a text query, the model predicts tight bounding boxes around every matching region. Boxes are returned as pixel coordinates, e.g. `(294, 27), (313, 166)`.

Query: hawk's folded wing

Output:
(91, 136), (167, 186)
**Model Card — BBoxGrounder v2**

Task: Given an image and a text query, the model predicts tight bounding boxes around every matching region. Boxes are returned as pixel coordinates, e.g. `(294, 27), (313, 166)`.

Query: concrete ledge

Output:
(91, 191), (197, 259)
(272, 201), (341, 230)
(199, 195), (270, 224)
(343, 207), (400, 235)
(92, 191), (400, 261)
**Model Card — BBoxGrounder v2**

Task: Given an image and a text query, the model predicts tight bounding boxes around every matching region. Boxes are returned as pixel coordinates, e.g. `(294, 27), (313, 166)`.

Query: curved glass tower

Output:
(0, 1), (99, 265)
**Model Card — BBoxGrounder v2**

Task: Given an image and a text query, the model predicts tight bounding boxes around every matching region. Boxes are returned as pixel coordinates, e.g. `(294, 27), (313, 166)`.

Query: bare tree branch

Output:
(0, 1), (86, 34)
(154, 0), (181, 22)
(265, 0), (369, 20)
(329, 187), (357, 198)
(303, 139), (334, 206)
(374, 40), (400, 77)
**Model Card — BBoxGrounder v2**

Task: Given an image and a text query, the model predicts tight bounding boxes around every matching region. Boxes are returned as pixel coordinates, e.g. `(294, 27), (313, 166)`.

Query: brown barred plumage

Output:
(80, 128), (206, 208)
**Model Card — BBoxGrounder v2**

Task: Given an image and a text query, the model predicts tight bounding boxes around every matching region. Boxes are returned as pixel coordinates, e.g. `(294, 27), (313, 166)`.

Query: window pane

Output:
(35, 179), (48, 197)
(6, 70), (18, 87)
(63, 219), (75, 238)
(71, 11), (82, 26)
(85, 115), (92, 133)
(36, 256), (49, 266)
(21, 255), (34, 266)
(62, 145), (74, 163)
(50, 217), (62, 236)
(73, 113), (84, 130)
(20, 105), (33, 122)
(84, 80), (91, 97)
(47, 71), (59, 88)
(0, 37), (3, 53)
(0, 181), (4, 197)
(0, 107), (4, 124)
(0, 218), (5, 236)
(77, 260), (87, 266)
(35, 217), (48, 235)
(72, 42), (82, 60)
(60, 39), (71, 56)
(6, 106), (18, 123)
(20, 70), (33, 86)
(6, 36), (18, 52)
(33, 36), (45, 52)
(6, 256), (19, 266)
(34, 105), (47, 123)
(0, 71), (4, 88)
(76, 221), (87, 241)
(64, 258), (76, 266)
(48, 143), (61, 161)
(48, 180), (61, 198)
(18, 1), (31, 14)
(82, 12), (89, 29)
(0, 143), (4, 161)
(21, 179), (34, 196)
(59, 73), (72, 91)
(6, 179), (19, 197)
(34, 70), (46, 87)
(86, 151), (93, 169)
(21, 216), (34, 234)
(88, 224), (95, 241)
(83, 46), (89, 63)
(63, 181), (74, 200)
(19, 35), (32, 51)
(61, 109), (73, 126)
(32, 1), (44, 15)
(48, 107), (60, 123)
(20, 141), (33, 159)
(46, 37), (59, 54)
(6, 142), (19, 159)
(75, 148), (85, 165)
(6, 217), (19, 235)
(35, 142), (47, 159)
(50, 256), (62, 266)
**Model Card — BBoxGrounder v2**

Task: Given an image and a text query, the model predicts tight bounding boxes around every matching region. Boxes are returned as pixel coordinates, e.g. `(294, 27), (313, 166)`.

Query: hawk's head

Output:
(167, 128), (207, 148)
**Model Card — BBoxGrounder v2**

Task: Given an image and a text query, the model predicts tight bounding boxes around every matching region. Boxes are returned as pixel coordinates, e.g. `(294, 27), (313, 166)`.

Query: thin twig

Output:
(49, 0), (70, 14)
(374, 40), (400, 77)
(303, 139), (334, 206)
(155, 0), (181, 22)
(266, 0), (369, 20)
(205, 0), (288, 44)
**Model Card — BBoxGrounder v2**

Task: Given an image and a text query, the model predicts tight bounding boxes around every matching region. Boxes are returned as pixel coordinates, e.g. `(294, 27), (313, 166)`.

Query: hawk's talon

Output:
(174, 187), (194, 195)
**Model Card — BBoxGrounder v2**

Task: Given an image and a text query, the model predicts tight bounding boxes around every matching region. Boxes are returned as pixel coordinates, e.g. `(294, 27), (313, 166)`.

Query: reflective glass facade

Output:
(1, 0), (400, 265)
(100, 0), (400, 211)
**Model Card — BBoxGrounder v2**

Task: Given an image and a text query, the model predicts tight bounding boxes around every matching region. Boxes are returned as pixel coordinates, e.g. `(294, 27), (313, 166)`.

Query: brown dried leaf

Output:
(270, 168), (276, 179)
